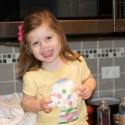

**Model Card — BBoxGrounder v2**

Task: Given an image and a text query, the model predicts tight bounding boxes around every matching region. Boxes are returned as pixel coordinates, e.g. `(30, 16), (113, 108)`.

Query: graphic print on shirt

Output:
(51, 78), (78, 124)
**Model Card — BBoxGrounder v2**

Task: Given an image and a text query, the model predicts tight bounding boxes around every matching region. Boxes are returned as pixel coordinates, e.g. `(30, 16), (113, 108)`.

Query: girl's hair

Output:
(17, 9), (81, 77)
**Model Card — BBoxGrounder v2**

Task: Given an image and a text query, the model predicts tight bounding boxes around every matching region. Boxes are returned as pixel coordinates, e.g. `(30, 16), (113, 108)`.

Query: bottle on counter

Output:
(119, 97), (125, 125)
(97, 100), (110, 125)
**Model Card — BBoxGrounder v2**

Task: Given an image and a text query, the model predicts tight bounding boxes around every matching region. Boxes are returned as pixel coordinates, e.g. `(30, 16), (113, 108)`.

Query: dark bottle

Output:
(97, 100), (110, 125)
(119, 97), (125, 125)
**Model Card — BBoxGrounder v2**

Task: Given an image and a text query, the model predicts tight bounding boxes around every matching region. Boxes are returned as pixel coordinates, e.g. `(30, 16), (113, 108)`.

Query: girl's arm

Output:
(22, 93), (52, 113)
(76, 74), (96, 99)
(82, 74), (96, 92)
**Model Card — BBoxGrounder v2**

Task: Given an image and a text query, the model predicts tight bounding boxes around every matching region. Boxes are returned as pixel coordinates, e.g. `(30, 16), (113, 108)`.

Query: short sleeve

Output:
(22, 72), (37, 96)
(79, 56), (91, 80)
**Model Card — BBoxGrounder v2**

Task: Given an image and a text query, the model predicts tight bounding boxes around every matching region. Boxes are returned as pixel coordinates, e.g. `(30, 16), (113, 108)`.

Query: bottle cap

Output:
(99, 100), (108, 104)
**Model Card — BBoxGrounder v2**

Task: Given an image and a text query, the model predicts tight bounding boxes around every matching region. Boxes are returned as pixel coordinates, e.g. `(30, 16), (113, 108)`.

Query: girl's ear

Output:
(25, 44), (33, 54)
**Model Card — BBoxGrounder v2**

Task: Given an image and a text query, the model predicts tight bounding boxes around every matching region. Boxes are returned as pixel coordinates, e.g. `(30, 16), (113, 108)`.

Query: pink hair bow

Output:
(18, 25), (23, 42)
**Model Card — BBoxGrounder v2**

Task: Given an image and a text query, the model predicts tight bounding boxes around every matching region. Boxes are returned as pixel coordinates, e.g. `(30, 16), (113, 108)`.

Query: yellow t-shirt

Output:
(22, 56), (90, 125)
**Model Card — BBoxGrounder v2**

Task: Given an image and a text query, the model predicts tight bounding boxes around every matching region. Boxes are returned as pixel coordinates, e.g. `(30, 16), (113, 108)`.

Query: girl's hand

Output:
(75, 84), (92, 99)
(39, 96), (53, 113)
(75, 74), (96, 100)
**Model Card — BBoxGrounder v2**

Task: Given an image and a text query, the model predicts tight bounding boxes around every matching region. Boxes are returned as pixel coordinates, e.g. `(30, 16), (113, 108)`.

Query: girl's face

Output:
(26, 25), (62, 66)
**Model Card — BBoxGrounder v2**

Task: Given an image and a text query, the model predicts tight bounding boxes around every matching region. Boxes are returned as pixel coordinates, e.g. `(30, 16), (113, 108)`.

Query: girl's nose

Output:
(41, 41), (48, 49)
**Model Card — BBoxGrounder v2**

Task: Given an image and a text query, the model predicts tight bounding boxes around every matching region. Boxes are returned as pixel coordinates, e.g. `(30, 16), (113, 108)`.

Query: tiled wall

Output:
(0, 38), (125, 99)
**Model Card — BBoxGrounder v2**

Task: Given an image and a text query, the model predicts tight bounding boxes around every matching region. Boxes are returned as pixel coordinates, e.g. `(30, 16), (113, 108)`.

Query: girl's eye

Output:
(46, 36), (52, 41)
(33, 42), (38, 45)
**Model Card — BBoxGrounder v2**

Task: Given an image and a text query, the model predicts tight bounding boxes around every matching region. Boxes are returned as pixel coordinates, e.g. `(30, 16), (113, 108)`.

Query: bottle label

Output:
(97, 112), (102, 117)
(119, 110), (125, 125)
(97, 112), (102, 125)
(97, 111), (110, 125)
(119, 110), (125, 115)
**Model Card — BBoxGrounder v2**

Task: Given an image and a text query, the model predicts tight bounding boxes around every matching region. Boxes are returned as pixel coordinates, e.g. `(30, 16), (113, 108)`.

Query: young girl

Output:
(17, 9), (96, 125)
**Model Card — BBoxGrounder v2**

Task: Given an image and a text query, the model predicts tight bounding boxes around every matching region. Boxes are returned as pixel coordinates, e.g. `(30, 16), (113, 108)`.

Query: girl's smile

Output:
(42, 50), (53, 58)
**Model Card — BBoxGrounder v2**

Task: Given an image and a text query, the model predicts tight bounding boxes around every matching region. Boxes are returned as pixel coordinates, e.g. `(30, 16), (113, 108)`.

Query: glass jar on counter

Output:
(97, 100), (110, 125)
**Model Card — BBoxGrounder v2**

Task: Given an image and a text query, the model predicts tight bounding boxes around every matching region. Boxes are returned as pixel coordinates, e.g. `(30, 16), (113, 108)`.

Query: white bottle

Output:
(119, 97), (125, 125)
(97, 100), (110, 125)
